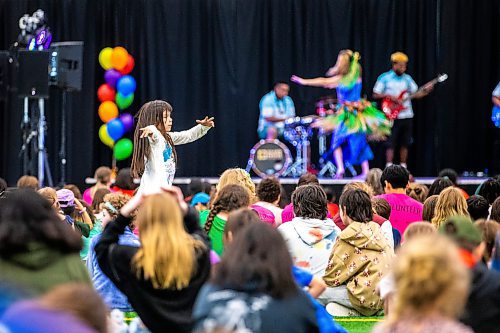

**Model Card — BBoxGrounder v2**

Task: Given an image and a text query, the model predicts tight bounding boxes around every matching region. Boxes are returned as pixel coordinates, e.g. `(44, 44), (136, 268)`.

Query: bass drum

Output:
(248, 139), (292, 178)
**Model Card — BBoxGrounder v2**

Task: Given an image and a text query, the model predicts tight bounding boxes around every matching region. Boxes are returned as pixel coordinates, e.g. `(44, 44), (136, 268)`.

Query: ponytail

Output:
(205, 202), (223, 233)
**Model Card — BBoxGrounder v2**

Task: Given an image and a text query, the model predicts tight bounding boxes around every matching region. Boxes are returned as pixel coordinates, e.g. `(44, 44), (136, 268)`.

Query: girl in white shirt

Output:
(131, 100), (214, 193)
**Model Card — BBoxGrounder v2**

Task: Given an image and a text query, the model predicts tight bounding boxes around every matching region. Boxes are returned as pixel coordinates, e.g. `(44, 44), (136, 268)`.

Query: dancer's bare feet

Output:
(334, 170), (345, 179)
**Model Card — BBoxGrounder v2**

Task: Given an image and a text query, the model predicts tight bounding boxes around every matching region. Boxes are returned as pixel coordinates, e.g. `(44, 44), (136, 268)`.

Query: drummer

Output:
(258, 81), (296, 139)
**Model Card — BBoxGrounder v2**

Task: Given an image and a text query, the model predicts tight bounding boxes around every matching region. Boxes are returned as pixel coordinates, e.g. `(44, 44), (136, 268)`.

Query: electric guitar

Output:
(382, 73), (448, 120)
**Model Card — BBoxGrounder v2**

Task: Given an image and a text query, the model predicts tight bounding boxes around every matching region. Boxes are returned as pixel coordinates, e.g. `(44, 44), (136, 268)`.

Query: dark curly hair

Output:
(257, 177), (281, 203)
(477, 178), (500, 205)
(466, 195), (489, 221)
(292, 184), (327, 220)
(204, 184), (250, 233)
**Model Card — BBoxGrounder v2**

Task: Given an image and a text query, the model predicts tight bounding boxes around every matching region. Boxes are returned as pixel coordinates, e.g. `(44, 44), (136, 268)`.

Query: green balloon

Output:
(113, 138), (133, 160)
(115, 92), (134, 110)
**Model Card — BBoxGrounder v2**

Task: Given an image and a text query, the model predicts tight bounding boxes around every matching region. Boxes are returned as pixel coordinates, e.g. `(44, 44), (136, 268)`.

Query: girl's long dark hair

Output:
(213, 222), (298, 298)
(131, 100), (177, 178)
(0, 189), (82, 257)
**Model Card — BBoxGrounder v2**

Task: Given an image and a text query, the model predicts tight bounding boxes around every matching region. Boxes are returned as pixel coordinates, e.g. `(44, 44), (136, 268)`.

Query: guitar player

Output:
(373, 52), (434, 168)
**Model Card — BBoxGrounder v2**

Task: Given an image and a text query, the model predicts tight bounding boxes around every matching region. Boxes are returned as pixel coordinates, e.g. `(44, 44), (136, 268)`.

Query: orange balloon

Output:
(98, 101), (119, 123)
(111, 47), (129, 70)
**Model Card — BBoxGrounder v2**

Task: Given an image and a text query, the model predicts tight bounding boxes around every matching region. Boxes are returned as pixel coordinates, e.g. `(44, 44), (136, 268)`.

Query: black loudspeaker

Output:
(17, 50), (50, 98)
(49, 41), (83, 91)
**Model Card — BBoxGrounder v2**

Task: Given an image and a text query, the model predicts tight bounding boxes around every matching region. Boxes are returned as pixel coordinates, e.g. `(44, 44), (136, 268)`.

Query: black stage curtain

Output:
(1, 0), (499, 187)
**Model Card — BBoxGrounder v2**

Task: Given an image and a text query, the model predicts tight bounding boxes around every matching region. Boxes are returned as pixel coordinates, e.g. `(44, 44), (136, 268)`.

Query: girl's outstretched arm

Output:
(169, 116), (215, 145)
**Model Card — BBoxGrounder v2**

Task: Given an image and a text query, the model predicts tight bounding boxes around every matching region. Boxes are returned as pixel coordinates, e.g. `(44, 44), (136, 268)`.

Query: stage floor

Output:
(85, 176), (487, 196)
(172, 176), (487, 197)
(172, 177), (488, 186)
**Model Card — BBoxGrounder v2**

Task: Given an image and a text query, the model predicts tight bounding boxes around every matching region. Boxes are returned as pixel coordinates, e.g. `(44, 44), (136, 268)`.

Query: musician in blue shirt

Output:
(373, 52), (433, 168)
(258, 82), (296, 139)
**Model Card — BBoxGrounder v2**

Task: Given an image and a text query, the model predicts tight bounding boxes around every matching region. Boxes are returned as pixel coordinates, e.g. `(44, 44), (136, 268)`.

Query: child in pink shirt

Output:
(377, 165), (422, 235)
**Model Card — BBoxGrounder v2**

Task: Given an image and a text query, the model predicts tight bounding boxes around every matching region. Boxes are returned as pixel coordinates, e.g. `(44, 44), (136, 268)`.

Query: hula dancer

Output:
(291, 50), (390, 179)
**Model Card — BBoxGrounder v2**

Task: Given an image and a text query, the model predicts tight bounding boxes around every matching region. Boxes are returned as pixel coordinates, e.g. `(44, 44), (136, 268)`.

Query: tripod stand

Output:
(19, 97), (36, 174)
(18, 96), (54, 187)
(317, 133), (357, 178)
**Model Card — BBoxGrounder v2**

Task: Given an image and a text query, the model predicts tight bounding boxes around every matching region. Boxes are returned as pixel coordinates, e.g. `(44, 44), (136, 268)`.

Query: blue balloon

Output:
(106, 118), (125, 141)
(116, 75), (136, 96)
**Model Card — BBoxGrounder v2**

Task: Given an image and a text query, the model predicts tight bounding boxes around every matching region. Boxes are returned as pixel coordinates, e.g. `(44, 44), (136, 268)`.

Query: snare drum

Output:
(247, 140), (292, 178)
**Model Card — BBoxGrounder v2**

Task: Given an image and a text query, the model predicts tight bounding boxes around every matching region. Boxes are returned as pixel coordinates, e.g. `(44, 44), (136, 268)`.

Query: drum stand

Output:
(317, 128), (337, 177)
(317, 127), (357, 178)
(318, 158), (357, 178)
(283, 130), (309, 177)
(319, 160), (337, 177)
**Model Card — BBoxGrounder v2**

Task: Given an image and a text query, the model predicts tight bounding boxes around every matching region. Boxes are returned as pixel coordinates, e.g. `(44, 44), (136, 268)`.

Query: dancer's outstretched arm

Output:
(291, 74), (341, 89)
(169, 116), (215, 145)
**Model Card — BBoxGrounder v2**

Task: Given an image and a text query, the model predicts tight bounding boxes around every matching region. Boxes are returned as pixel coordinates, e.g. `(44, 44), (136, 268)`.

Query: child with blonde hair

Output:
(431, 187), (470, 228)
(216, 168), (256, 199)
(373, 235), (472, 333)
(95, 191), (211, 332)
(402, 221), (436, 240)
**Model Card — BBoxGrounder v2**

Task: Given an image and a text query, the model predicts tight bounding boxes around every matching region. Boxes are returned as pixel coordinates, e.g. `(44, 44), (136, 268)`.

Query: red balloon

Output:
(97, 84), (116, 102)
(119, 55), (135, 75)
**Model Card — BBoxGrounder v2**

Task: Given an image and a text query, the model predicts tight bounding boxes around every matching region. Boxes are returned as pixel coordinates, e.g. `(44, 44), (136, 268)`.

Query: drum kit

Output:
(246, 96), (357, 178)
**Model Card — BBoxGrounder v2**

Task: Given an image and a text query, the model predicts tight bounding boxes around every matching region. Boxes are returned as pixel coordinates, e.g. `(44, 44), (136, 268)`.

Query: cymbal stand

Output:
(283, 125), (309, 177)
(318, 127), (337, 177)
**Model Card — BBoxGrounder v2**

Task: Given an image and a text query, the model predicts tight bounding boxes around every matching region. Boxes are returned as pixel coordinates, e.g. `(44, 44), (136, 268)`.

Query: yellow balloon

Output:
(99, 47), (113, 70)
(99, 124), (114, 147)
